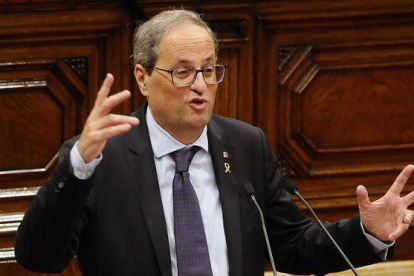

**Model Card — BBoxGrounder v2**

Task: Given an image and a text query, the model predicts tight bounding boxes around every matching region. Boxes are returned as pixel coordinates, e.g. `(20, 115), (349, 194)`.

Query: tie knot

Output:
(171, 146), (200, 173)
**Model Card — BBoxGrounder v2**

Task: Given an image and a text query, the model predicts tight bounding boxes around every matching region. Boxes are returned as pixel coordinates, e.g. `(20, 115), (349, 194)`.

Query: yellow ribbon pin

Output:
(224, 163), (231, 174)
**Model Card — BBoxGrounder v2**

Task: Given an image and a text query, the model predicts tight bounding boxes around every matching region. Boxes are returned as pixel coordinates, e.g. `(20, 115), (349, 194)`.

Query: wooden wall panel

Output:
(0, 1), (132, 274)
(210, 16), (254, 124)
(278, 46), (414, 177)
(1, 0), (414, 275)
(255, 0), (414, 261)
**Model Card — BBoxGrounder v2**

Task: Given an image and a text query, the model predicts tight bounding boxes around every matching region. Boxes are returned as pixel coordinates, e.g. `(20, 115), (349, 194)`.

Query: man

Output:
(15, 9), (414, 276)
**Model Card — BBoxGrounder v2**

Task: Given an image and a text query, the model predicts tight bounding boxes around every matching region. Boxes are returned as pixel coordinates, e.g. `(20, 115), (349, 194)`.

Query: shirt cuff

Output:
(360, 221), (394, 260)
(70, 141), (103, 180)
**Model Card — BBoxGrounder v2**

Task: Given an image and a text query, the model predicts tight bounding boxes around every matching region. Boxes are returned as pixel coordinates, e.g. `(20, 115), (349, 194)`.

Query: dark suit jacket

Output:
(15, 103), (386, 276)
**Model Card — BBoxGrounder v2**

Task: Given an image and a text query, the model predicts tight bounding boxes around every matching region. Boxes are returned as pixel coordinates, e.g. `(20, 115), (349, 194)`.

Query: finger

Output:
(388, 164), (414, 195)
(95, 73), (114, 106)
(403, 210), (414, 225)
(90, 123), (134, 141)
(356, 185), (371, 208)
(92, 114), (139, 131)
(95, 90), (131, 117)
(403, 190), (414, 206)
(388, 220), (411, 241)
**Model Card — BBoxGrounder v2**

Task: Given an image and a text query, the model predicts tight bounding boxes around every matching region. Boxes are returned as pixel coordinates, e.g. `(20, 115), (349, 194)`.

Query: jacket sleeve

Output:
(15, 137), (95, 273)
(258, 128), (385, 275)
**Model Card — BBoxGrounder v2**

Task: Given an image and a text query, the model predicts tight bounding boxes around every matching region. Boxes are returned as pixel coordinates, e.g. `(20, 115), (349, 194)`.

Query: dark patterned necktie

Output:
(171, 146), (213, 276)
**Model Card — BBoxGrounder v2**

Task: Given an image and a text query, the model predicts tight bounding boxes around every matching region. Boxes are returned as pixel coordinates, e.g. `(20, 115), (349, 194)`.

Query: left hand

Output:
(357, 164), (414, 241)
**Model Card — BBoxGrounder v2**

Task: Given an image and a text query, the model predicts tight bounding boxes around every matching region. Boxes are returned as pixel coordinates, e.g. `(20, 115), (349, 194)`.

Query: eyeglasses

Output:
(151, 64), (227, 87)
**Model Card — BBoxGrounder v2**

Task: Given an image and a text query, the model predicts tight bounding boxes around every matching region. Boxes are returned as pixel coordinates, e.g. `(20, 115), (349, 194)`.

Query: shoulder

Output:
(209, 114), (265, 145)
(210, 114), (255, 130)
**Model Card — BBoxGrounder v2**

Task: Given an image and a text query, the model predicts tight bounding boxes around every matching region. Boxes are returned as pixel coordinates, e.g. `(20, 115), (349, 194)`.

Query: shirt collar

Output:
(146, 106), (209, 159)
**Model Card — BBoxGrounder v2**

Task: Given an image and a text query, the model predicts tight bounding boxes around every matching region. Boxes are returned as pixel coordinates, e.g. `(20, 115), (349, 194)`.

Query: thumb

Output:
(357, 185), (371, 208)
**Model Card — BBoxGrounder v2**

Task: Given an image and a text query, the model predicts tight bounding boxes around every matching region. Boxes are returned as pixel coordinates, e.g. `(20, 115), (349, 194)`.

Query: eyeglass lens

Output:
(172, 65), (225, 86)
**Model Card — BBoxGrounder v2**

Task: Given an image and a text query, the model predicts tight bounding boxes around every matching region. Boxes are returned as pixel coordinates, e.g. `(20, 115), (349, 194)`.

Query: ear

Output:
(134, 64), (149, 96)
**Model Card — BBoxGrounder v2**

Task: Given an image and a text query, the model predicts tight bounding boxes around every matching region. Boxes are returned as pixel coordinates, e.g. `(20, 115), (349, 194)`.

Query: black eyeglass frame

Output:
(150, 64), (228, 87)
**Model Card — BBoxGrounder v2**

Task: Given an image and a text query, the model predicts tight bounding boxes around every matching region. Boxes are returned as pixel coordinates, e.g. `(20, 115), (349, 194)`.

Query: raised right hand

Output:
(77, 73), (140, 163)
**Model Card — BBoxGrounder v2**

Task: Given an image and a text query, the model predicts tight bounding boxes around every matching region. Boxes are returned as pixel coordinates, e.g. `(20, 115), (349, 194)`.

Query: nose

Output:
(190, 71), (208, 94)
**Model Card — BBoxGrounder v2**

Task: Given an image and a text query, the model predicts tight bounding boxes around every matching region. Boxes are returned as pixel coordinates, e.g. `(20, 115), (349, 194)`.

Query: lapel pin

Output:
(224, 162), (231, 174)
(223, 151), (229, 158)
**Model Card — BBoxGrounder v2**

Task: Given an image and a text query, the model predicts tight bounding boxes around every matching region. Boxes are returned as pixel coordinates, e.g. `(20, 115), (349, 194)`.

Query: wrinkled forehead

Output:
(157, 23), (217, 65)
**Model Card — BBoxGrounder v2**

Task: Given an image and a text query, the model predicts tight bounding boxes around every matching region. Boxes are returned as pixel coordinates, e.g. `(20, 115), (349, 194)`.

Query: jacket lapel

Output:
(208, 118), (242, 276)
(126, 104), (172, 276)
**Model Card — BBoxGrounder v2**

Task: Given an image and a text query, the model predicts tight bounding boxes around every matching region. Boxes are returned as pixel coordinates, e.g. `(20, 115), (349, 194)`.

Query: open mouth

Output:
(189, 98), (208, 110)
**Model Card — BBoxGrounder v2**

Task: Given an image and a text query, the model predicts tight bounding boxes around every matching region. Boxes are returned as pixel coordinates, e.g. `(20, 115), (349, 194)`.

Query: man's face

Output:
(139, 23), (218, 142)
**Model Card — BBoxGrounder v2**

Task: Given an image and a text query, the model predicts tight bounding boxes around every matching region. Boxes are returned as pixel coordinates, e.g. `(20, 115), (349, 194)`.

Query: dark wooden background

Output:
(0, 0), (413, 274)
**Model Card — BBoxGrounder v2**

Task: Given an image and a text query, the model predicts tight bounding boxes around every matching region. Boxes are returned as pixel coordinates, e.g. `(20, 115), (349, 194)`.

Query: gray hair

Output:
(133, 9), (218, 75)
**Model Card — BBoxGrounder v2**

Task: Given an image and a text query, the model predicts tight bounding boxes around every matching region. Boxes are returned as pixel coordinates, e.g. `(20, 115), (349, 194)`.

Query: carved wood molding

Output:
(0, 187), (39, 199)
(0, 79), (47, 90)
(63, 57), (88, 85)
(0, 211), (40, 262)
(277, 42), (414, 177)
(0, 1), (122, 13)
(276, 153), (297, 178)
(278, 45), (319, 94)
(0, 59), (55, 71)
(278, 46), (299, 72)
(0, 192), (39, 264)
(0, 248), (14, 264)
(0, 154), (58, 177)
(0, 213), (24, 237)
(209, 20), (249, 43)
